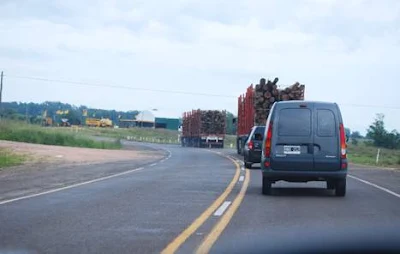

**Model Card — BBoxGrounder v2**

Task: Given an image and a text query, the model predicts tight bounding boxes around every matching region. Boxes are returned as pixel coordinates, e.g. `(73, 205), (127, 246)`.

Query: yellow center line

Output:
(196, 168), (250, 254)
(161, 156), (241, 254)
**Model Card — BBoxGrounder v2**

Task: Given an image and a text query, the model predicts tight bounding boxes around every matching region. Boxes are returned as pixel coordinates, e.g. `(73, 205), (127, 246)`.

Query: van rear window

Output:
(317, 109), (336, 137)
(278, 108), (311, 136)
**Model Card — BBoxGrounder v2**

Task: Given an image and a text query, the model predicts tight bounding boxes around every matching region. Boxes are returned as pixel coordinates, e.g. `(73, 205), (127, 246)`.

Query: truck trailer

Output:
(236, 78), (305, 154)
(181, 109), (226, 148)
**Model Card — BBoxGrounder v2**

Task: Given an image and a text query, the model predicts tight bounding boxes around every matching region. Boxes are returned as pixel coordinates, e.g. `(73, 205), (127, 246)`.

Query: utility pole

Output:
(0, 71), (3, 121)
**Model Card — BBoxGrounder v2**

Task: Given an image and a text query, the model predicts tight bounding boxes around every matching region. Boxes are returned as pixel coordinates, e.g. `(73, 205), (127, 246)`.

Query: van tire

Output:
(335, 179), (346, 197)
(244, 162), (252, 169)
(327, 181), (335, 190)
(262, 177), (272, 195)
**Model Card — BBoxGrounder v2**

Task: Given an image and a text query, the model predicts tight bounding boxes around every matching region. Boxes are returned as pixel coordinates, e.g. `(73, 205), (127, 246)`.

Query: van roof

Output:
(275, 100), (338, 107)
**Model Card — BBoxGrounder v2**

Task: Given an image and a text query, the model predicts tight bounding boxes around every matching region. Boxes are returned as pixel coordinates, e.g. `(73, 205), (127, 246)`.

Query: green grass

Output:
(0, 121), (121, 149)
(61, 126), (181, 144)
(225, 135), (236, 148)
(347, 141), (400, 168)
(0, 149), (26, 168)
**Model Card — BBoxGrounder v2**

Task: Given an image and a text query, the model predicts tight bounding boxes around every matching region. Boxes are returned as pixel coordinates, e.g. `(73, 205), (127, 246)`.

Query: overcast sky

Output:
(1, 0), (399, 134)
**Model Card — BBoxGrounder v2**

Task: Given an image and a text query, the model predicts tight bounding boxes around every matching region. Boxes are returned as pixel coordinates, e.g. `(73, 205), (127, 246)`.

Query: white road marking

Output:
(213, 201), (232, 216)
(0, 146), (172, 206)
(0, 167), (145, 205)
(150, 163), (157, 167)
(239, 175), (245, 182)
(349, 174), (400, 198)
(241, 166), (245, 171)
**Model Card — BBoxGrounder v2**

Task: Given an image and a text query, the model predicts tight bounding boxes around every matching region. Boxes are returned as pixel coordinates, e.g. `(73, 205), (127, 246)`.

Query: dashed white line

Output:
(241, 166), (245, 171)
(150, 163), (157, 167)
(239, 175), (245, 182)
(349, 174), (400, 198)
(213, 201), (232, 216)
(0, 167), (145, 205)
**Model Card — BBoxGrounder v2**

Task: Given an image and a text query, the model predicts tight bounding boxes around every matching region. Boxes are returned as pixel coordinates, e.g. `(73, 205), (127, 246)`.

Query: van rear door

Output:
(271, 105), (314, 171)
(313, 104), (341, 171)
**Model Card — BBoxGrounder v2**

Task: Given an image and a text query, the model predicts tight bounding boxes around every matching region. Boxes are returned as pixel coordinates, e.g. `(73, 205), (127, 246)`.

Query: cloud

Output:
(0, 0), (399, 131)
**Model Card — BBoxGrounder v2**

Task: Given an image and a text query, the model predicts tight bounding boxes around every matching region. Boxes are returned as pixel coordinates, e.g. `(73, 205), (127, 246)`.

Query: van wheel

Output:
(335, 179), (346, 197)
(244, 162), (252, 169)
(262, 177), (272, 195)
(327, 181), (335, 190)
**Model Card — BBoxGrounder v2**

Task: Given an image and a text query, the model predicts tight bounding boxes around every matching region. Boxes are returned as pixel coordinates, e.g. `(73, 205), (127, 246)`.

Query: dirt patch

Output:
(0, 140), (164, 166)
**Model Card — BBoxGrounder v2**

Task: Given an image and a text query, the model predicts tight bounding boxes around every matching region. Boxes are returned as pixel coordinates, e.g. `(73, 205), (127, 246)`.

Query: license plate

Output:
(284, 145), (301, 155)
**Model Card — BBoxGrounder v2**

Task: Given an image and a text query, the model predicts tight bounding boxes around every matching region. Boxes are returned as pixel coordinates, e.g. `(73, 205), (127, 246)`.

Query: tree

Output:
(225, 111), (236, 135)
(351, 131), (363, 139)
(366, 113), (387, 147)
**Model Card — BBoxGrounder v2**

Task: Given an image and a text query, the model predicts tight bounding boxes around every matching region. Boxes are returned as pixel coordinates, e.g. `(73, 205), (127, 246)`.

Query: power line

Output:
(4, 74), (236, 98)
(338, 103), (400, 110)
(4, 74), (400, 110)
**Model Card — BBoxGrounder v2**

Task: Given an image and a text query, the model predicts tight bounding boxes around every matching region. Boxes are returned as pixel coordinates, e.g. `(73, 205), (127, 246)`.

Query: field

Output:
(0, 148), (26, 168)
(0, 121), (121, 149)
(347, 142), (400, 168)
(2, 121), (398, 169)
(74, 126), (180, 144)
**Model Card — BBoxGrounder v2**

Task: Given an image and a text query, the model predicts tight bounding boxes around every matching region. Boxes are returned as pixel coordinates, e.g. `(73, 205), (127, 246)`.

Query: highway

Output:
(1, 142), (400, 253)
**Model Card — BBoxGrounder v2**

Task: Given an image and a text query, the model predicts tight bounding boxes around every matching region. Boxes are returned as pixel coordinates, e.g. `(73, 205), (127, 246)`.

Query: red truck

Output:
(236, 78), (305, 154)
(181, 109), (226, 148)
(236, 85), (255, 154)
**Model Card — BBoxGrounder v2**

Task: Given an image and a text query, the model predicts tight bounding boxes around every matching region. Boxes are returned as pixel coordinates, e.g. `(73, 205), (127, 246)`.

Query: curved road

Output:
(0, 143), (399, 253)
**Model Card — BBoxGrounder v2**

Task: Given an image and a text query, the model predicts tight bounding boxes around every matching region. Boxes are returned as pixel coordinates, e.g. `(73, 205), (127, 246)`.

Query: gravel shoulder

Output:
(0, 140), (166, 202)
(0, 140), (160, 166)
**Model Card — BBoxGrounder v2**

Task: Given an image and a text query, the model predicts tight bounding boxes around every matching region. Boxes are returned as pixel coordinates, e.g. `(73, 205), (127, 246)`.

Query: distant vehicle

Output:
(261, 101), (348, 196)
(42, 117), (53, 127)
(85, 118), (113, 128)
(181, 110), (226, 148)
(243, 126), (265, 169)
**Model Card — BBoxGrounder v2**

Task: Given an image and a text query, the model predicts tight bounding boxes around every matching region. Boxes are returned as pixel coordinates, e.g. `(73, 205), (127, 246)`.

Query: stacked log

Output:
(254, 78), (305, 125)
(200, 110), (226, 135)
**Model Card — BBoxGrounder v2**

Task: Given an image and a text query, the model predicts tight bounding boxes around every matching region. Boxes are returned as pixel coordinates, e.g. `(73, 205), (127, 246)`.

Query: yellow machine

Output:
(85, 118), (113, 127)
(99, 118), (113, 127)
(42, 117), (53, 127)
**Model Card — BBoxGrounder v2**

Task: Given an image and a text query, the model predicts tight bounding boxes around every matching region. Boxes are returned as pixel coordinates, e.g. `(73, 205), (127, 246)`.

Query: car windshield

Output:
(0, 1), (399, 254)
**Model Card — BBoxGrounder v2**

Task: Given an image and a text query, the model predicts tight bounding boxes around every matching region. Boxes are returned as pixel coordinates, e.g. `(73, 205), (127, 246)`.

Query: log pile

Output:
(200, 110), (226, 135)
(254, 78), (305, 125)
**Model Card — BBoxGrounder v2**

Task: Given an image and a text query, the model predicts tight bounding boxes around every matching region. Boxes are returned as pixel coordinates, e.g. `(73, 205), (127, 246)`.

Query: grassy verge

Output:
(348, 142), (400, 168)
(225, 135), (236, 148)
(58, 126), (181, 144)
(0, 149), (26, 168)
(0, 121), (121, 149)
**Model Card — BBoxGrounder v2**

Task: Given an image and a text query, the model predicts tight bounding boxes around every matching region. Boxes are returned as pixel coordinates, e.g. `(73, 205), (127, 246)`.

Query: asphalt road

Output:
(1, 143), (399, 253)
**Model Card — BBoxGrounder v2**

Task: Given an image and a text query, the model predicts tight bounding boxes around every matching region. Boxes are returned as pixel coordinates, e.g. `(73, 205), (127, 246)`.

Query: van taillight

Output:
(339, 123), (347, 159)
(248, 140), (254, 150)
(264, 122), (273, 157)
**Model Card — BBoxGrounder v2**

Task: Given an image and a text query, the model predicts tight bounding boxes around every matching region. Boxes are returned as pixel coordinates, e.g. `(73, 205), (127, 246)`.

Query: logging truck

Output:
(181, 110), (226, 148)
(236, 78), (305, 155)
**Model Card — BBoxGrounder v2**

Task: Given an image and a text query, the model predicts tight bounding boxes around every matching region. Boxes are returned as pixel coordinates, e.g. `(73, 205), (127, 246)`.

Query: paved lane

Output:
(210, 151), (400, 253)
(0, 144), (237, 254)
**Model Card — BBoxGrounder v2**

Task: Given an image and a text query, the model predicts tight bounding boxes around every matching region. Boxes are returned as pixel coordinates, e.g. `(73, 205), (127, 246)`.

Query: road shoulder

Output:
(0, 141), (166, 202)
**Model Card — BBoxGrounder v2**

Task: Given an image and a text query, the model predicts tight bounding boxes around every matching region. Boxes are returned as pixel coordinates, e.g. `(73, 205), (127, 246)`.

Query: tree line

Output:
(0, 101), (139, 125)
(366, 114), (400, 149)
(0, 101), (238, 134)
